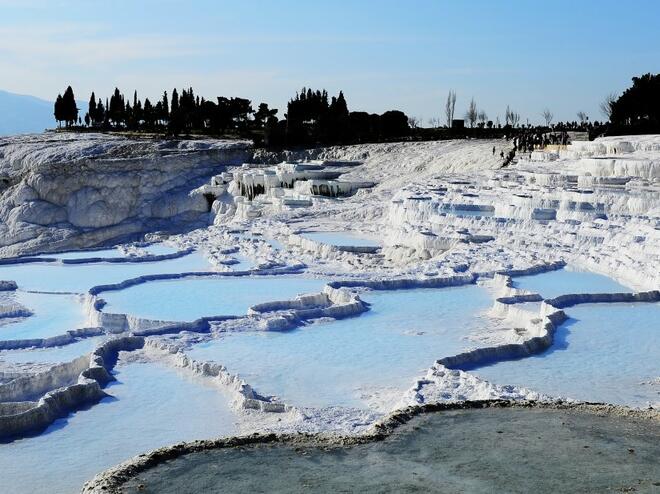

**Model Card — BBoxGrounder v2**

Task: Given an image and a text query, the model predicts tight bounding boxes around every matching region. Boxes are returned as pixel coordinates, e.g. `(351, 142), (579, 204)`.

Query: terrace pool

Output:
(0, 251), (212, 293)
(511, 267), (630, 299)
(0, 360), (237, 494)
(101, 276), (327, 321)
(471, 302), (660, 407)
(0, 337), (105, 364)
(0, 291), (88, 341)
(34, 243), (179, 260)
(188, 284), (492, 410)
(301, 231), (380, 248)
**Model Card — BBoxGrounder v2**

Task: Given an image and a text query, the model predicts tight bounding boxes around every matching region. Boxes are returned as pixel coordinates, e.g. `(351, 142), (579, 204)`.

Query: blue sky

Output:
(1, 0), (658, 124)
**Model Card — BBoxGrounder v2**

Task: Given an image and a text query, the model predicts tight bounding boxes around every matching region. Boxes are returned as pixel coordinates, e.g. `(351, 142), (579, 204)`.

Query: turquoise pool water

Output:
(101, 277), (327, 321)
(226, 254), (253, 271)
(0, 337), (105, 364)
(39, 248), (123, 260)
(0, 291), (88, 341)
(265, 238), (285, 251)
(34, 243), (179, 260)
(187, 284), (492, 409)
(0, 252), (212, 293)
(471, 302), (660, 407)
(301, 231), (380, 247)
(512, 268), (630, 299)
(139, 244), (179, 256)
(0, 361), (237, 494)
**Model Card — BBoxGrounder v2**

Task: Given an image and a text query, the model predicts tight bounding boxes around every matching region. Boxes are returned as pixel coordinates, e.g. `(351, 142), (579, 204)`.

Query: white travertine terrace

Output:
(0, 133), (658, 492)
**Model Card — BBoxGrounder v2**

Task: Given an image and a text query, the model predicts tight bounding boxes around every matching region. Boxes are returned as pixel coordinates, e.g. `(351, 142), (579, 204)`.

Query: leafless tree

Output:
(477, 110), (487, 126)
(577, 111), (588, 124)
(428, 117), (441, 128)
(408, 116), (420, 129)
(599, 92), (617, 120)
(542, 108), (553, 126)
(445, 90), (456, 128)
(505, 105), (520, 127)
(465, 98), (478, 128)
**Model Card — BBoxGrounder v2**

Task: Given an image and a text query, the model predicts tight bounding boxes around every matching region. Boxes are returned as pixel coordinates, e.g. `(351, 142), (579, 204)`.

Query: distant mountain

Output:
(0, 90), (53, 136)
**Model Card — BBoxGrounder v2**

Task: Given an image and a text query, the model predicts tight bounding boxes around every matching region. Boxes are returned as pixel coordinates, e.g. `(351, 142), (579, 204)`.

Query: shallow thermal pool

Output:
(118, 407), (660, 494)
(0, 291), (88, 341)
(264, 237), (285, 251)
(300, 231), (380, 247)
(470, 302), (660, 407)
(34, 243), (179, 260)
(188, 284), (492, 409)
(511, 267), (630, 299)
(101, 276), (327, 321)
(38, 247), (125, 260)
(0, 251), (212, 293)
(0, 337), (105, 365)
(0, 360), (237, 494)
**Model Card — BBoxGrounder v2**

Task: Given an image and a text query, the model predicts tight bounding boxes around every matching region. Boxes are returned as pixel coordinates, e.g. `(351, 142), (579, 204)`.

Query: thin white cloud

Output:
(0, 26), (206, 66)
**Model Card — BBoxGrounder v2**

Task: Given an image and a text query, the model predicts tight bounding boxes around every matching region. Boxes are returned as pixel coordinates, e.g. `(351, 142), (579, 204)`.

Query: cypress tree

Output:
(169, 88), (181, 134)
(54, 94), (64, 127)
(143, 98), (153, 128)
(62, 86), (78, 127)
(96, 99), (105, 127)
(88, 92), (97, 126)
(162, 91), (169, 124)
(171, 88), (179, 113)
(334, 91), (349, 116)
(154, 101), (163, 126)
(132, 90), (141, 127)
(109, 88), (125, 127)
(125, 101), (133, 128)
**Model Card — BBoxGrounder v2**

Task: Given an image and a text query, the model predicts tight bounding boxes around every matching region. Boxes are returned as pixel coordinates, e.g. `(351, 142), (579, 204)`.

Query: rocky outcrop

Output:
(0, 280), (18, 291)
(0, 133), (251, 257)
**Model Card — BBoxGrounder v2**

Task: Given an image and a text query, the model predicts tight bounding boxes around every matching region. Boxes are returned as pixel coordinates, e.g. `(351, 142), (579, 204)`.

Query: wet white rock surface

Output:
(0, 133), (658, 493)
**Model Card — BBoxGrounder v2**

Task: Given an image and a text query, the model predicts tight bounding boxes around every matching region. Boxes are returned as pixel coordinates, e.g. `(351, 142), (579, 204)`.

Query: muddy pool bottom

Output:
(114, 406), (660, 494)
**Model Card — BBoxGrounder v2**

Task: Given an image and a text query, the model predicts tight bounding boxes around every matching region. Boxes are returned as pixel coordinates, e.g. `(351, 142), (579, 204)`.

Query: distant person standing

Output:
(492, 146), (496, 155)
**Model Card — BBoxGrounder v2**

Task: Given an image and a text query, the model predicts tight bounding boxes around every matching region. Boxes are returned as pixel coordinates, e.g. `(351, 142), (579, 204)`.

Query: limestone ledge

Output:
(0, 133), (252, 257)
(0, 336), (144, 439)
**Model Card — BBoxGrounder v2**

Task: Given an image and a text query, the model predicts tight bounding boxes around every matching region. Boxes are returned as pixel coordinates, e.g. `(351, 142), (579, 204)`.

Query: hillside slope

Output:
(0, 90), (53, 136)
